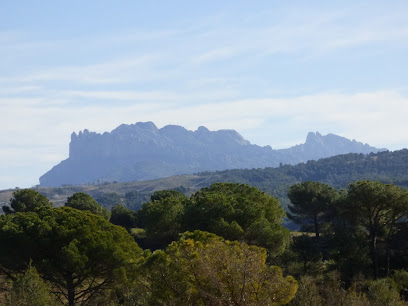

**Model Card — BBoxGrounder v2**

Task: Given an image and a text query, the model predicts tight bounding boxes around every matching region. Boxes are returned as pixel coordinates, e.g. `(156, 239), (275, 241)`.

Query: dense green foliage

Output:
(150, 189), (187, 202)
(143, 231), (298, 305)
(184, 183), (290, 254)
(288, 181), (339, 238)
(339, 181), (408, 278)
(137, 193), (185, 249)
(0, 206), (144, 305)
(110, 204), (138, 231)
(276, 180), (408, 305)
(65, 192), (111, 220)
(2, 189), (52, 214)
(3, 173), (408, 305)
(7, 265), (56, 305)
(135, 183), (290, 253)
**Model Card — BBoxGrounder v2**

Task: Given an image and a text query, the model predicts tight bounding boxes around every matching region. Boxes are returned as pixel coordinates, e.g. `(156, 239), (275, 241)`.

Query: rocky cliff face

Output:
(39, 122), (386, 187)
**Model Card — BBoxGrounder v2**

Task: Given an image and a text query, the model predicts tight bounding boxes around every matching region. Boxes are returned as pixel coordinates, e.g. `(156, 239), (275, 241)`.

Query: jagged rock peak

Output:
(71, 122), (250, 144)
(71, 129), (99, 140)
(305, 131), (323, 142)
(112, 121), (158, 134)
(40, 124), (386, 187)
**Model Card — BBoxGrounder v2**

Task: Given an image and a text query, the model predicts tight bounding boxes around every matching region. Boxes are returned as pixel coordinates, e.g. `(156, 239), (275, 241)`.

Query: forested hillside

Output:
(194, 149), (408, 209)
(3, 149), (408, 217)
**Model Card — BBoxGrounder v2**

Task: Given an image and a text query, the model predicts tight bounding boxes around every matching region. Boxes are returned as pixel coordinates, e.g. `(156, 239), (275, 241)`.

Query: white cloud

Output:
(1, 89), (407, 189)
(1, 2), (408, 189)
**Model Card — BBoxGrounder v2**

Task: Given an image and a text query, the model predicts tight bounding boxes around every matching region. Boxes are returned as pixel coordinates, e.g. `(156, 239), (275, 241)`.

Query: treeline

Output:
(1, 180), (408, 305)
(193, 149), (408, 229)
(196, 149), (408, 195)
(32, 149), (408, 222)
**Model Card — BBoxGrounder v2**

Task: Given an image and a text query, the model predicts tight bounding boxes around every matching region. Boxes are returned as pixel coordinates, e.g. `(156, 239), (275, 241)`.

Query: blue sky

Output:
(1, 1), (408, 189)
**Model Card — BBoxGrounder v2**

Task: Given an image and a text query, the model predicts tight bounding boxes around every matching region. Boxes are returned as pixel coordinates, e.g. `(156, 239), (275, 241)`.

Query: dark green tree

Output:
(150, 189), (187, 202)
(343, 181), (408, 278)
(2, 189), (52, 215)
(65, 192), (110, 220)
(288, 181), (339, 238)
(0, 207), (144, 305)
(110, 204), (138, 231)
(183, 183), (290, 254)
(137, 194), (185, 249)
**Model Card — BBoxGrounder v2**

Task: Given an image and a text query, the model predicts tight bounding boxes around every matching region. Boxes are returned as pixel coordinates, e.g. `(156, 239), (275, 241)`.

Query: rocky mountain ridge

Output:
(39, 122), (386, 187)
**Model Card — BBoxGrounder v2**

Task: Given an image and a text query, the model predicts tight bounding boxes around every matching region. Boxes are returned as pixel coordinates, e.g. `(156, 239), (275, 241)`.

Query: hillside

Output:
(39, 122), (384, 187)
(3, 149), (407, 212)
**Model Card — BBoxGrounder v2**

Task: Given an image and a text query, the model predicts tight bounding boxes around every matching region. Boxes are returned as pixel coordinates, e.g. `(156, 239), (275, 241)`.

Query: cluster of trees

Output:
(279, 180), (408, 305)
(0, 185), (297, 305)
(131, 184), (291, 255)
(1, 180), (408, 305)
(34, 149), (408, 232)
(194, 149), (408, 229)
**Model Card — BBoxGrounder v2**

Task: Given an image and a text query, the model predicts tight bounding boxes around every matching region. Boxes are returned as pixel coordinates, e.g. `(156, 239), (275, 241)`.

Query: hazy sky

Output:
(1, 1), (408, 190)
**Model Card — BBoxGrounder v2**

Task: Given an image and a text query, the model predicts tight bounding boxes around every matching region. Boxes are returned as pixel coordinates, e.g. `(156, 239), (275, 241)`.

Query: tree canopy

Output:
(288, 181), (339, 238)
(341, 181), (408, 277)
(0, 207), (144, 305)
(110, 204), (138, 231)
(137, 192), (186, 249)
(3, 178), (408, 304)
(183, 183), (290, 254)
(65, 192), (110, 220)
(2, 189), (52, 215)
(143, 230), (298, 305)
(150, 189), (187, 202)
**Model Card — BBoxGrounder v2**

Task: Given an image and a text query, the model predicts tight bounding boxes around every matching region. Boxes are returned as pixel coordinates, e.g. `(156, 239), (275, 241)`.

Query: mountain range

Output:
(39, 122), (385, 187)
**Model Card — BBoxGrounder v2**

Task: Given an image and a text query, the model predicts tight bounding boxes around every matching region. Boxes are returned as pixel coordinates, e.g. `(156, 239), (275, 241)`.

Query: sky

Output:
(1, 0), (408, 190)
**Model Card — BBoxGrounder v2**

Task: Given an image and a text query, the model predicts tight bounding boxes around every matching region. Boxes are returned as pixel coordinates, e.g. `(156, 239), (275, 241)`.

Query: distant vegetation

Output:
(194, 149), (408, 195)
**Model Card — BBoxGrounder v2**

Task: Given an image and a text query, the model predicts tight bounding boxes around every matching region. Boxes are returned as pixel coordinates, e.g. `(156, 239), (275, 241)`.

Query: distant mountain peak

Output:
(39, 123), (386, 187)
(305, 131), (324, 145)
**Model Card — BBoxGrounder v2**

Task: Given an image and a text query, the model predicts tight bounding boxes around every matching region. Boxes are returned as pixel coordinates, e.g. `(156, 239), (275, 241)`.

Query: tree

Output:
(110, 204), (138, 231)
(144, 230), (298, 305)
(288, 181), (339, 238)
(0, 207), (144, 305)
(150, 189), (187, 202)
(183, 183), (290, 254)
(65, 192), (110, 220)
(342, 181), (408, 278)
(2, 189), (52, 214)
(8, 265), (55, 306)
(137, 194), (185, 249)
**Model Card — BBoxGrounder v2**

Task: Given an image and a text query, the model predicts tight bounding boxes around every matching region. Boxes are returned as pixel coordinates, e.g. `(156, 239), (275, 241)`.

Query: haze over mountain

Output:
(39, 122), (385, 187)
